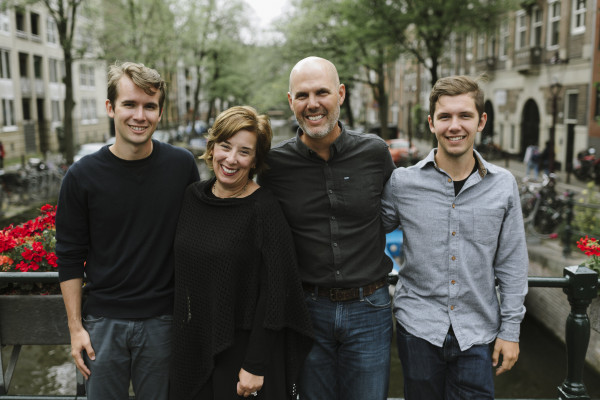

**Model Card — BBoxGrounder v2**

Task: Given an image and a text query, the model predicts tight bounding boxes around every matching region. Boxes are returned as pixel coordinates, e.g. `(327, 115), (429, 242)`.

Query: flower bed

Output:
(0, 204), (59, 295)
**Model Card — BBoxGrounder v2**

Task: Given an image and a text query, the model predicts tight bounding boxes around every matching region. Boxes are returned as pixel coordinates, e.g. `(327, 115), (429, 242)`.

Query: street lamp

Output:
(549, 79), (562, 173)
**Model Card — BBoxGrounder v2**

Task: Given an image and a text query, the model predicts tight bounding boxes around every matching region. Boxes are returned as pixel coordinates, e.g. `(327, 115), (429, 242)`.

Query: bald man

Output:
(258, 56), (396, 400)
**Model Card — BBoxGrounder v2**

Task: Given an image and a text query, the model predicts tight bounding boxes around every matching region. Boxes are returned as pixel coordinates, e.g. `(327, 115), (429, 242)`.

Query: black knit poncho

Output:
(170, 179), (314, 399)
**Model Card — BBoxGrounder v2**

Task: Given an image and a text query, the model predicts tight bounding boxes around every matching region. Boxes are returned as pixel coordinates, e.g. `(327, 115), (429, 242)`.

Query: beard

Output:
(298, 106), (340, 139)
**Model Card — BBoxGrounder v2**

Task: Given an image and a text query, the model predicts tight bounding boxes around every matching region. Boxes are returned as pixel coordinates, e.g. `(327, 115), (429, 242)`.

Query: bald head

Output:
(289, 57), (340, 92)
(287, 56), (345, 141)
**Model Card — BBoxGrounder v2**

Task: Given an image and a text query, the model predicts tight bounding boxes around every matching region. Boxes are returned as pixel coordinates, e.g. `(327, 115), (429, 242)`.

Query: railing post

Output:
(562, 191), (574, 258)
(558, 265), (599, 400)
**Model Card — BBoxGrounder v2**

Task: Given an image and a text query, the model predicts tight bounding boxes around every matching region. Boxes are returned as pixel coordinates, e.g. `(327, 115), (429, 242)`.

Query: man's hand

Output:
(69, 327), (94, 379)
(236, 368), (264, 397)
(492, 338), (519, 376)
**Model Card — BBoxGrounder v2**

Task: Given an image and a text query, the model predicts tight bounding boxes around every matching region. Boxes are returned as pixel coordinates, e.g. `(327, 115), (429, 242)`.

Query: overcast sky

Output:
(246, 0), (289, 29)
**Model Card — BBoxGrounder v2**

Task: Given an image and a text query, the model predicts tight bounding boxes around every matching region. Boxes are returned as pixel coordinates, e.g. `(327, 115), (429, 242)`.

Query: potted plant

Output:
(0, 205), (69, 345)
(576, 235), (600, 333)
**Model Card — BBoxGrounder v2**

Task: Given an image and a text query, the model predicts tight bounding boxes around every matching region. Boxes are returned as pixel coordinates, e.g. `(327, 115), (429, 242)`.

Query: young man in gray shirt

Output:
(381, 75), (528, 399)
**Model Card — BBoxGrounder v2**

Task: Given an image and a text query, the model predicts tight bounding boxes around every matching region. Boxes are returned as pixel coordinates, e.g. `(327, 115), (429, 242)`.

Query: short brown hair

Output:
(201, 106), (273, 179)
(107, 61), (166, 112)
(429, 75), (485, 119)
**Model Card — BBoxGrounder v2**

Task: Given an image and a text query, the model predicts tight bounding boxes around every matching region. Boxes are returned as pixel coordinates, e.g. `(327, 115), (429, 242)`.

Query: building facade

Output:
(0, 3), (107, 163)
(381, 0), (598, 171)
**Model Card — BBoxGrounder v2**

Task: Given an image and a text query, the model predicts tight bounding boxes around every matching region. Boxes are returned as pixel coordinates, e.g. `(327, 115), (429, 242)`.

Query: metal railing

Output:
(0, 269), (599, 400)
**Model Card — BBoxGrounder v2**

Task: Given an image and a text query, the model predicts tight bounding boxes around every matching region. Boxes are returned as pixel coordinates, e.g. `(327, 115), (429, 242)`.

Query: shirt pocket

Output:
(339, 174), (380, 217)
(473, 208), (505, 245)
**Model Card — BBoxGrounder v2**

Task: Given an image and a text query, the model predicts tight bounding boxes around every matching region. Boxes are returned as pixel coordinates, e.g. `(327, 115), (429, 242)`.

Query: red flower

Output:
(0, 204), (57, 273)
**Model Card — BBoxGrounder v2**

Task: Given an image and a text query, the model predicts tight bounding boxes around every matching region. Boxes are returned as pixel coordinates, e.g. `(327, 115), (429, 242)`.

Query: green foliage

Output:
(573, 182), (600, 238)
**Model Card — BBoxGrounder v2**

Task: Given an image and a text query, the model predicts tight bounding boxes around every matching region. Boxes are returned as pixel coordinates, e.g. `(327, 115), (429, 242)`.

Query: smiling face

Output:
(106, 75), (162, 155)
(428, 93), (487, 164)
(288, 58), (345, 140)
(211, 129), (257, 190)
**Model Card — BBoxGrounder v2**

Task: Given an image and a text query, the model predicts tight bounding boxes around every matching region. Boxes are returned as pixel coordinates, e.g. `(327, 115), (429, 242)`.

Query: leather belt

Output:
(302, 278), (388, 302)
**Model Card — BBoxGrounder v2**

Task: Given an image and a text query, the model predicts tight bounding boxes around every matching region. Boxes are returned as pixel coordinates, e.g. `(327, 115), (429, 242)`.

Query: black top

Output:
(170, 179), (314, 399)
(56, 140), (200, 318)
(258, 122), (396, 287)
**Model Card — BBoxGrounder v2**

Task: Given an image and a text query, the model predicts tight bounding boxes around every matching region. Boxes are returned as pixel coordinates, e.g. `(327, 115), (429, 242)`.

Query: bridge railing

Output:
(0, 269), (599, 400)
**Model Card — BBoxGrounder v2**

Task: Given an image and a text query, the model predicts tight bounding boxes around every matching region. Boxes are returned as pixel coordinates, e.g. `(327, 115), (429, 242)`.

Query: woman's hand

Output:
(236, 368), (264, 397)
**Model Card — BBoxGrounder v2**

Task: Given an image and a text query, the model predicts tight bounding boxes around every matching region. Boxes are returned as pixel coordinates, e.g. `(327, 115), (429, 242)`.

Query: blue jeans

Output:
(298, 285), (392, 400)
(395, 322), (494, 400)
(83, 315), (172, 400)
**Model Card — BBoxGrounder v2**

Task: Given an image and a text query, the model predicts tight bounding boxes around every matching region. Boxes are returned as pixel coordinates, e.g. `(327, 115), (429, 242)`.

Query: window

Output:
(79, 64), (95, 87)
(595, 88), (600, 120)
(49, 58), (63, 83)
(19, 53), (28, 78)
(516, 12), (527, 49)
(2, 99), (15, 127)
(52, 100), (61, 122)
(572, 0), (586, 35)
(22, 98), (31, 120)
(531, 7), (543, 46)
(79, 64), (86, 86)
(499, 20), (509, 58)
(477, 34), (485, 59)
(548, 1), (561, 48)
(81, 98), (97, 122)
(34, 55), (42, 79)
(465, 33), (473, 61)
(0, 49), (10, 79)
(0, 9), (10, 34)
(30, 12), (39, 37)
(15, 9), (25, 33)
(88, 66), (95, 87)
(47, 17), (57, 44)
(565, 91), (578, 123)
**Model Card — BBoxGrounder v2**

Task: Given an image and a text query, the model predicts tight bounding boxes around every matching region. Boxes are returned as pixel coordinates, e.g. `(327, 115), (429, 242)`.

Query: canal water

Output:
(2, 314), (599, 397)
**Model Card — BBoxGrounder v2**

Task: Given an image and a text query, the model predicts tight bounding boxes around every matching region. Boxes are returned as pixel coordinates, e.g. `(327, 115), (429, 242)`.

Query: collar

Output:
(293, 121), (347, 160)
(419, 148), (498, 178)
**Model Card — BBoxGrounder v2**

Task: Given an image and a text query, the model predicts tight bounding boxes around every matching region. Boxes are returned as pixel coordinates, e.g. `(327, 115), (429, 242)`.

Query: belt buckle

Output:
(329, 288), (342, 302)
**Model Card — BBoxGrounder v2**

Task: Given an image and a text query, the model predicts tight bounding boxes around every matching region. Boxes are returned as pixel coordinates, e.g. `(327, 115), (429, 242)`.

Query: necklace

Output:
(212, 180), (249, 198)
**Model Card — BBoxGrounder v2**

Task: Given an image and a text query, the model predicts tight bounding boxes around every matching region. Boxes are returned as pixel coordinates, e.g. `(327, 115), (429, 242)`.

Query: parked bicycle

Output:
(520, 174), (571, 237)
(0, 157), (66, 211)
(573, 148), (600, 185)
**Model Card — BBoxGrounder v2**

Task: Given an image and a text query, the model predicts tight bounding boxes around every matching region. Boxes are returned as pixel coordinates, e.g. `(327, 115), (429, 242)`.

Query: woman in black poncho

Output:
(169, 106), (313, 399)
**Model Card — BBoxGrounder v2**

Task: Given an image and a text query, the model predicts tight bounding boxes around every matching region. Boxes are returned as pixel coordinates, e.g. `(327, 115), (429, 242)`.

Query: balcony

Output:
(475, 56), (496, 74)
(515, 46), (542, 75)
(34, 78), (44, 96)
(19, 77), (31, 96)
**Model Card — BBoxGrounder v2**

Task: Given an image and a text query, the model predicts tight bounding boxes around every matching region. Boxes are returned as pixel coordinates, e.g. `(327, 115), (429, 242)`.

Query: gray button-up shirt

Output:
(381, 149), (528, 350)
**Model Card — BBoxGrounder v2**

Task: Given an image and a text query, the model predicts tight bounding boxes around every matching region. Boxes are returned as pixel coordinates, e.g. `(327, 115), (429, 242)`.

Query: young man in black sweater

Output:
(56, 61), (199, 399)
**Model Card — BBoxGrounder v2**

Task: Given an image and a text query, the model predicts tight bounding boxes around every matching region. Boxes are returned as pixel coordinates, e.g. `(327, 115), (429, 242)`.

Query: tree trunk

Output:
(343, 86), (354, 128)
(63, 53), (75, 164)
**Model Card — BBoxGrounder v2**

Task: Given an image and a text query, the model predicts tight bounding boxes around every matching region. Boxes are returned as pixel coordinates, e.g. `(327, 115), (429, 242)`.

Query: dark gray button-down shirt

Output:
(381, 149), (528, 350)
(259, 123), (395, 287)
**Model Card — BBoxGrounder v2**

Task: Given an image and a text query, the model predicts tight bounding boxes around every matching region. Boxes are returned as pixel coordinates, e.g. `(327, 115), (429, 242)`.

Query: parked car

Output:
(74, 142), (106, 162)
(386, 138), (419, 166)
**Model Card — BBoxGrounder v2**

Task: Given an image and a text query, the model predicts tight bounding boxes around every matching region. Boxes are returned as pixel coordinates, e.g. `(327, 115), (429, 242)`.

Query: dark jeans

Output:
(298, 285), (392, 400)
(83, 315), (172, 400)
(396, 322), (494, 400)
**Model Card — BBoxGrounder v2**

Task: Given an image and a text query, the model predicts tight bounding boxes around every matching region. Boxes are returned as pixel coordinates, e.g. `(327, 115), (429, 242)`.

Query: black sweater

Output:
(170, 179), (314, 399)
(56, 140), (200, 318)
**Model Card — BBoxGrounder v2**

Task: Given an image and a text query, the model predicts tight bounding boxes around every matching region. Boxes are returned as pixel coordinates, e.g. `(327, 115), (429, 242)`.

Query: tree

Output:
(9, 0), (85, 163)
(98, 0), (179, 127)
(280, 0), (403, 139)
(378, 0), (517, 86)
